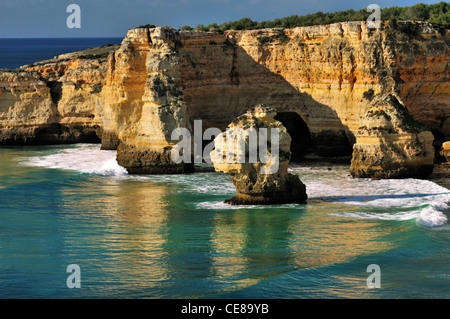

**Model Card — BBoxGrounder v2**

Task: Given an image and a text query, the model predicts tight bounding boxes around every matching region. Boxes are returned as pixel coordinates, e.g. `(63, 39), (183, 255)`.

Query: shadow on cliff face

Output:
(47, 81), (63, 105)
(180, 43), (353, 160)
(274, 112), (312, 161)
(431, 129), (447, 163)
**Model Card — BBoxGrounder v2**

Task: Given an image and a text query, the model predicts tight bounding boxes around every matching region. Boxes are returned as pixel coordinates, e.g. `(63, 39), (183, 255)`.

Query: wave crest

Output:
(23, 144), (127, 176)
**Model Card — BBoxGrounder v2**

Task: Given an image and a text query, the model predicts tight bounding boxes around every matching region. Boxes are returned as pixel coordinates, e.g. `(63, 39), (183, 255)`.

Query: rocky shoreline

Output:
(0, 21), (449, 189)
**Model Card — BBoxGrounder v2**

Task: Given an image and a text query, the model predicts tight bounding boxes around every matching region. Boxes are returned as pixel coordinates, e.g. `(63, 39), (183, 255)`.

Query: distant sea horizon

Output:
(0, 37), (123, 70)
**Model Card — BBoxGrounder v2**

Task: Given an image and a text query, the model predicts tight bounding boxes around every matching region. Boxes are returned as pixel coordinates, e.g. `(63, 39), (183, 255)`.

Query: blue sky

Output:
(0, 0), (444, 38)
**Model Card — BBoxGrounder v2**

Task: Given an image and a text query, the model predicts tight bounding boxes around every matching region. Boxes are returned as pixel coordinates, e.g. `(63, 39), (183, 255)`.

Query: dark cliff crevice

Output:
(230, 42), (239, 86)
(46, 80), (63, 105)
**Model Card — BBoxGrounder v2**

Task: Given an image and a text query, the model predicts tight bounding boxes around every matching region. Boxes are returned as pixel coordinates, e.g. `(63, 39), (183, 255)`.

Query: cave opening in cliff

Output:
(274, 112), (313, 162)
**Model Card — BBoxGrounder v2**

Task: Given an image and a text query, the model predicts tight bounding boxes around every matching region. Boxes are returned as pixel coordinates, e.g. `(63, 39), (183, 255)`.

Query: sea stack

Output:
(350, 94), (435, 179)
(110, 28), (194, 174)
(210, 105), (307, 205)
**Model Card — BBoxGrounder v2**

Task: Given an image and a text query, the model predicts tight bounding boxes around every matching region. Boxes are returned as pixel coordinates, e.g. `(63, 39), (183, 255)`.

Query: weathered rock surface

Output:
(350, 94), (435, 178)
(0, 46), (117, 144)
(0, 71), (57, 144)
(395, 24), (450, 138)
(0, 22), (448, 178)
(100, 22), (448, 176)
(428, 140), (450, 188)
(440, 141), (450, 162)
(104, 28), (193, 173)
(210, 105), (307, 204)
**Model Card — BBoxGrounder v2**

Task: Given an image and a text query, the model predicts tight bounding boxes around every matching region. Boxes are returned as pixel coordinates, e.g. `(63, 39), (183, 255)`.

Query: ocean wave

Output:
(19, 145), (450, 227)
(22, 144), (128, 176)
(418, 204), (449, 227)
(330, 204), (448, 228)
(196, 201), (259, 210)
(196, 201), (303, 210)
(345, 193), (450, 228)
(91, 158), (128, 176)
(291, 167), (450, 228)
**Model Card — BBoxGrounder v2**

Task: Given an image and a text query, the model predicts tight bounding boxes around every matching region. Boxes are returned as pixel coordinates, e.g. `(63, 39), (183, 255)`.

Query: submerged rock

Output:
(210, 105), (307, 205)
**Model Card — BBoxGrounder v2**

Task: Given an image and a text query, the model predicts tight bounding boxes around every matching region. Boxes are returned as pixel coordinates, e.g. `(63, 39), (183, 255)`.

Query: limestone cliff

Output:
(394, 23), (450, 139)
(0, 71), (57, 143)
(0, 21), (448, 178)
(104, 28), (192, 173)
(0, 45), (116, 144)
(101, 22), (448, 176)
(441, 141), (450, 162)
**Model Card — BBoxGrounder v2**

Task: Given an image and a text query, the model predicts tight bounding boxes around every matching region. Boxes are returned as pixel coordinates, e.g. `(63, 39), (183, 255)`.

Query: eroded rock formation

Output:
(103, 28), (193, 174)
(441, 141), (450, 162)
(210, 105), (307, 204)
(0, 71), (57, 144)
(0, 21), (448, 178)
(350, 94), (435, 178)
(0, 46), (115, 144)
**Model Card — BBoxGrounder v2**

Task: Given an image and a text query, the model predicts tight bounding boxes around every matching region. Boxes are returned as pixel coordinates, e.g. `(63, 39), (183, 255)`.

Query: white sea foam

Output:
(331, 205), (448, 227)
(196, 201), (300, 210)
(293, 165), (449, 227)
(20, 145), (449, 227)
(417, 205), (449, 227)
(91, 158), (128, 176)
(196, 201), (258, 210)
(23, 144), (127, 176)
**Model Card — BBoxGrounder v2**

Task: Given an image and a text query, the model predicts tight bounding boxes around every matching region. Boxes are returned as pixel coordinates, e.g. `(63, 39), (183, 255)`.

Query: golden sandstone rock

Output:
(103, 28), (193, 173)
(440, 141), (450, 162)
(0, 71), (57, 143)
(0, 49), (109, 144)
(0, 21), (448, 178)
(210, 105), (307, 204)
(350, 94), (435, 178)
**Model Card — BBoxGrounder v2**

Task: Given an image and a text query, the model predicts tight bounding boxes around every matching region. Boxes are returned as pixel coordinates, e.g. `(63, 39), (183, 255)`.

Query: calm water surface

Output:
(0, 38), (123, 69)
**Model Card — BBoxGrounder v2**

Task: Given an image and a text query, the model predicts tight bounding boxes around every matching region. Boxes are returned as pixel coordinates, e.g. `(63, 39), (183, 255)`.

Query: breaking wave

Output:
(23, 144), (127, 176)
(20, 145), (449, 227)
(296, 165), (450, 227)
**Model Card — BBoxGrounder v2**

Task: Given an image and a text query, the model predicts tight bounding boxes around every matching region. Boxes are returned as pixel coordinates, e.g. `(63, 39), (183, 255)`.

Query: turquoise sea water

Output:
(0, 144), (449, 299)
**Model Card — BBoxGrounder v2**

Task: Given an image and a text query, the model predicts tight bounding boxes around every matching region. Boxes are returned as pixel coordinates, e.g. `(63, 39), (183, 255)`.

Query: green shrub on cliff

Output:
(91, 84), (103, 94)
(77, 53), (108, 59)
(257, 36), (272, 44)
(167, 2), (449, 32)
(397, 21), (421, 36)
(194, 24), (209, 32)
(137, 24), (156, 29)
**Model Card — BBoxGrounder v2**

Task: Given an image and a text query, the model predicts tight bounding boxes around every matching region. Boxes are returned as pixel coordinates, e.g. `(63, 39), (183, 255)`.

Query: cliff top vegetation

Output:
(138, 2), (449, 32)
